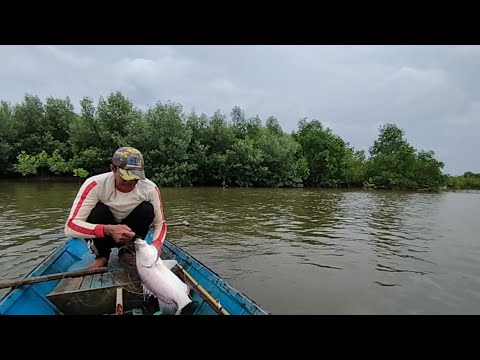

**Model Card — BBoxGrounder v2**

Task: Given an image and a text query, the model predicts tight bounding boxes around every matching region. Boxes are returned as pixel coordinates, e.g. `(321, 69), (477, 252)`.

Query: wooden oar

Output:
(167, 220), (191, 227)
(175, 263), (230, 315)
(0, 267), (108, 290)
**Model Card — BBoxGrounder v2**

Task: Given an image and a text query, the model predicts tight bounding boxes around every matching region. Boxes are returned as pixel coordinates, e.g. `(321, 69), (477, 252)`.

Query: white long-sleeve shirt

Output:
(64, 172), (167, 245)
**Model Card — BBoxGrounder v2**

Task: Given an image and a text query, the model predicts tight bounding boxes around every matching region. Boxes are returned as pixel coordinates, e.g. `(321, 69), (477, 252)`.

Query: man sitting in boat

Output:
(64, 147), (167, 269)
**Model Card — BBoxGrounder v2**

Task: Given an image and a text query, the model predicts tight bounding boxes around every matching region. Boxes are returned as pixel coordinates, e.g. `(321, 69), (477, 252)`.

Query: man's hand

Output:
(104, 224), (135, 243)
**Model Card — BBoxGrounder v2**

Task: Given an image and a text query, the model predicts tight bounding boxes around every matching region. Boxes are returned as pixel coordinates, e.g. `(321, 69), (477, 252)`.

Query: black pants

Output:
(86, 202), (154, 259)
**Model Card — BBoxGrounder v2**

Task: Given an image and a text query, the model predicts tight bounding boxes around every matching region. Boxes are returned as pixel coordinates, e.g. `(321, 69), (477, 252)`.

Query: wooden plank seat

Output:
(47, 270), (145, 315)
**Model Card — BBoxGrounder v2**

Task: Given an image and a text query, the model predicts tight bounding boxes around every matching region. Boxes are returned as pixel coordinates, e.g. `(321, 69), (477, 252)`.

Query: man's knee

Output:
(86, 202), (114, 224)
(124, 202), (154, 239)
(137, 202), (154, 217)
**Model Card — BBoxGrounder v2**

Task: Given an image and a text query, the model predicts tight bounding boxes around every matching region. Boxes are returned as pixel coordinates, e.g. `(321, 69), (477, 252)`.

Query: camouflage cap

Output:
(112, 147), (146, 180)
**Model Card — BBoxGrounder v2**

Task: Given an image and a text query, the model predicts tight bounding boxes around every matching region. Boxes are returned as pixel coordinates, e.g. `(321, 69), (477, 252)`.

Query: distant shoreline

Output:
(1, 175), (479, 191)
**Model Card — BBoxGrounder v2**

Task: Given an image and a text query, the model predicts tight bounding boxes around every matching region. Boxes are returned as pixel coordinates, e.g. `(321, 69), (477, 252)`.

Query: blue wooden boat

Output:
(0, 231), (269, 315)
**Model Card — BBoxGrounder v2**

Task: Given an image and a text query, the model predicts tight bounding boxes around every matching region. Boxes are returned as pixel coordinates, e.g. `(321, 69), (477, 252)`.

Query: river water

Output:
(1, 180), (479, 314)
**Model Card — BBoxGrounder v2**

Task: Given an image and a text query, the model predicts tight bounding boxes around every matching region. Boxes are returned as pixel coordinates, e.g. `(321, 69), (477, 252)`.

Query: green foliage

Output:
(230, 106), (247, 139)
(47, 149), (71, 175)
(0, 101), (16, 174)
(142, 101), (193, 186)
(14, 151), (38, 176)
(365, 124), (445, 191)
(69, 97), (102, 154)
(224, 138), (266, 187)
(253, 128), (304, 187)
(413, 150), (445, 190)
(294, 157), (310, 185)
(366, 124), (416, 189)
(73, 168), (89, 178)
(295, 119), (349, 187)
(97, 91), (139, 154)
(345, 148), (366, 187)
(69, 147), (109, 175)
(43, 96), (76, 157)
(12, 94), (46, 155)
(0, 90), (449, 191)
(265, 116), (283, 136)
(14, 149), (73, 177)
(36, 150), (49, 169)
(446, 172), (480, 190)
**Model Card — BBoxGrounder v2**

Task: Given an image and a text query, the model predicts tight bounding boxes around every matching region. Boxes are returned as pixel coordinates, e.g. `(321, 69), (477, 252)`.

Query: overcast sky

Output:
(0, 45), (478, 175)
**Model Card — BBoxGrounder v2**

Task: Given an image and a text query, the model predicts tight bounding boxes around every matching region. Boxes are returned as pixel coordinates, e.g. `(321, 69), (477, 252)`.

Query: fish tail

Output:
(175, 298), (193, 315)
(157, 299), (178, 315)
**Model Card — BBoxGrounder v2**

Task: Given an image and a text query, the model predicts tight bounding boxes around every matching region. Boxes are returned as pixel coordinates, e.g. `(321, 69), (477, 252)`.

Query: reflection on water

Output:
(0, 181), (79, 298)
(1, 180), (480, 314)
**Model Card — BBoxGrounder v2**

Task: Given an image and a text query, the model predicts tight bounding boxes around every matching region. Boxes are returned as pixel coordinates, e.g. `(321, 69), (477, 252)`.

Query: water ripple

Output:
(2, 183), (480, 314)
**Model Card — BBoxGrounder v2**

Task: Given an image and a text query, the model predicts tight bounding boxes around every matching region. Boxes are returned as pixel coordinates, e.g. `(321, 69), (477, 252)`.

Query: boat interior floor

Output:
(46, 248), (190, 315)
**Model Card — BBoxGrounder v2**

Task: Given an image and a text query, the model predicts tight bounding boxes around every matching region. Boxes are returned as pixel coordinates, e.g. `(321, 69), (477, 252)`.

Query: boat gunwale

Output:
(1, 237), (270, 315)
(163, 240), (270, 315)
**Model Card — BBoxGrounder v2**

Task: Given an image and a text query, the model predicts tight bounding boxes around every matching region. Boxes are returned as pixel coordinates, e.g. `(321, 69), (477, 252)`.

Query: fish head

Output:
(135, 238), (158, 267)
(134, 237), (147, 249)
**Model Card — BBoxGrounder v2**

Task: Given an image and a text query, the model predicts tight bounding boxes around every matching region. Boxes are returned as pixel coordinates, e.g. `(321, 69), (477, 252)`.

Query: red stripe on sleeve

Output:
(154, 186), (167, 243)
(155, 187), (166, 219)
(155, 222), (167, 244)
(67, 181), (98, 236)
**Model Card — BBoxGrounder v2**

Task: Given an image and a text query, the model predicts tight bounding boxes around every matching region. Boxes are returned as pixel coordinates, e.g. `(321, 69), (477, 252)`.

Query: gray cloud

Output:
(0, 45), (478, 175)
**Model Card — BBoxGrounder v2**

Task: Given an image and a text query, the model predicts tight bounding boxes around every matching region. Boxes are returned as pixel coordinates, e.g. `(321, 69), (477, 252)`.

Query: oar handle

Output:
(0, 267), (108, 290)
(168, 221), (191, 227)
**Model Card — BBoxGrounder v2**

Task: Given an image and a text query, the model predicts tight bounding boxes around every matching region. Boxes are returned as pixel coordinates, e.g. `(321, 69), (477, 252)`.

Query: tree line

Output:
(0, 91), (473, 191)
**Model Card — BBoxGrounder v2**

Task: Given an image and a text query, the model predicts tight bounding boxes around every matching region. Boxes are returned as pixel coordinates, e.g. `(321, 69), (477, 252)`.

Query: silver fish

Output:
(134, 238), (192, 315)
